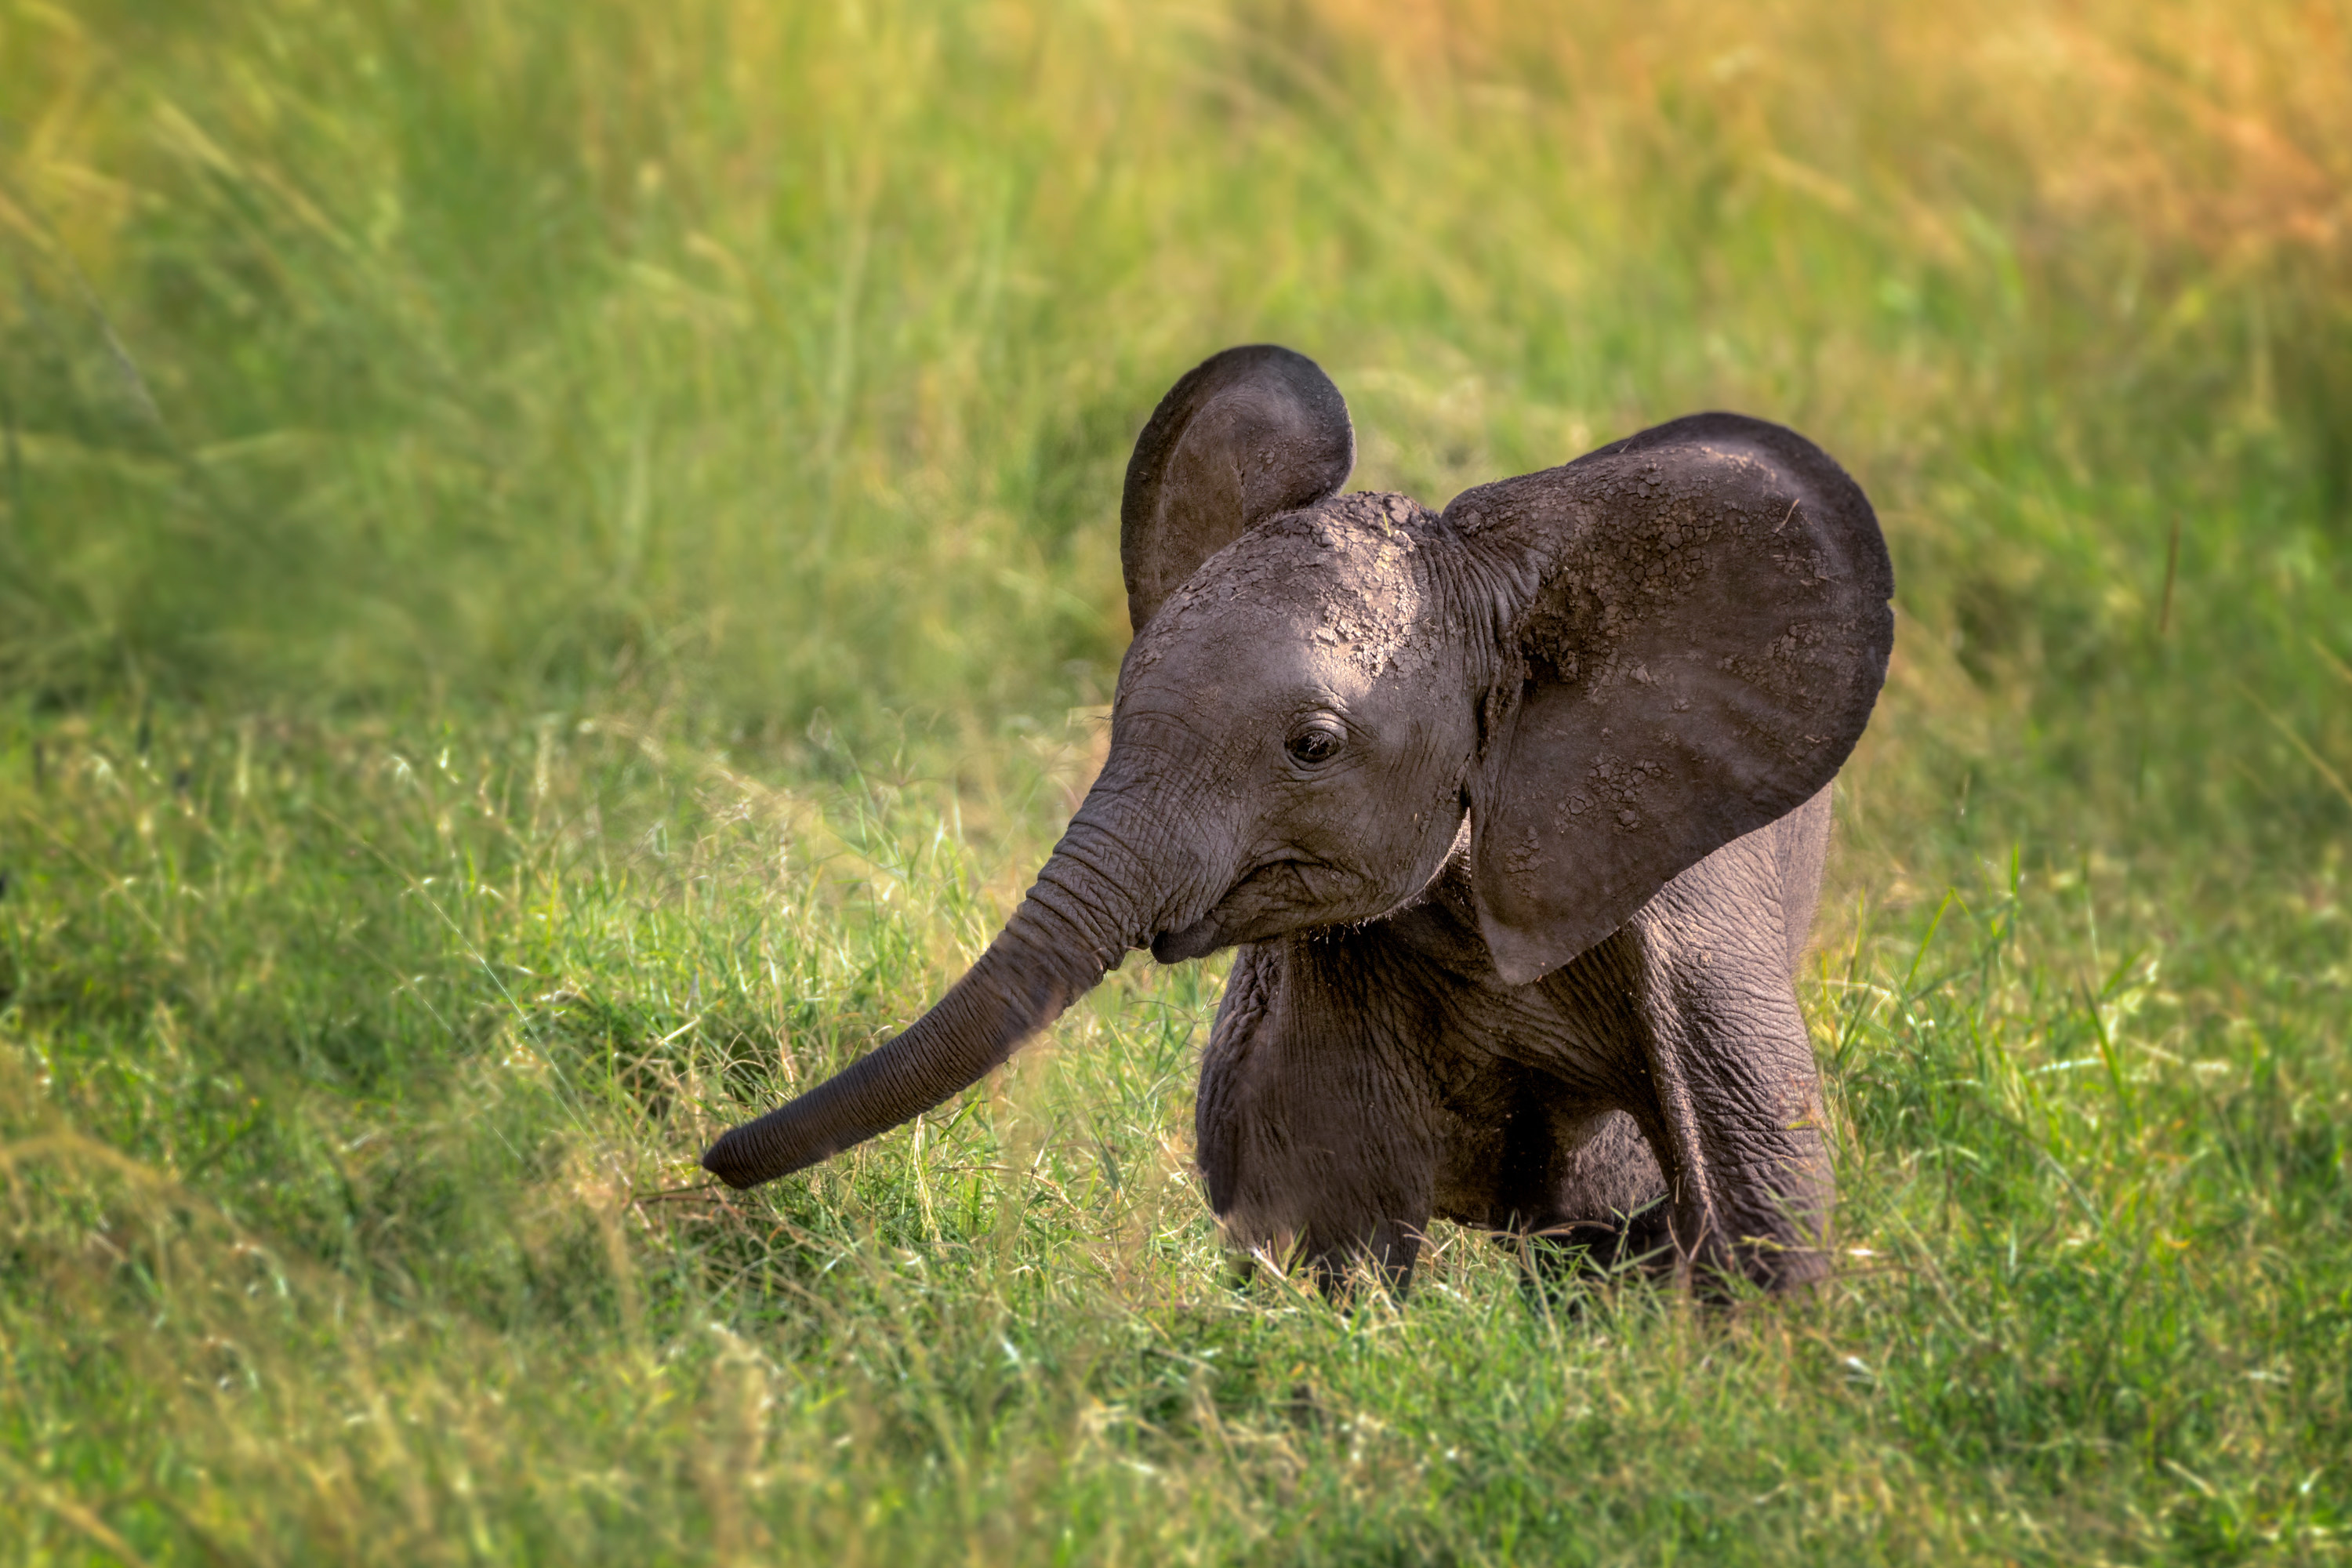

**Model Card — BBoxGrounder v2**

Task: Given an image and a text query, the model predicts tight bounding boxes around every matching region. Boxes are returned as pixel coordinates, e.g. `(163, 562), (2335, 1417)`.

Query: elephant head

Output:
(702, 345), (1892, 1190)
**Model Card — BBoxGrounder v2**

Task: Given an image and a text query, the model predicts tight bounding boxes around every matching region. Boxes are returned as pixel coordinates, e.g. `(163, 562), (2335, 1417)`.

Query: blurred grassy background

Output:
(2, 0), (2348, 1560)
(5, 0), (2347, 842)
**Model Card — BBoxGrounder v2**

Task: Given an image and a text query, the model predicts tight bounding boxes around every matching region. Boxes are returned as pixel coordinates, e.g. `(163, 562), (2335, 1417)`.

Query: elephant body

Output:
(704, 346), (1893, 1298)
(1200, 786), (1831, 1289)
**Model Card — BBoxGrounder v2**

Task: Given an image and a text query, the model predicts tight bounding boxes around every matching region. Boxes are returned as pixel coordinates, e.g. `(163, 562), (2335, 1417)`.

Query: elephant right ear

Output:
(1453, 413), (1895, 986)
(1120, 345), (1356, 633)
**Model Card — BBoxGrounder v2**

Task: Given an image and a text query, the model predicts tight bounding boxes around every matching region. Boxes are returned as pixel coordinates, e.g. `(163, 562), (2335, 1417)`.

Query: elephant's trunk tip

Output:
(691, 822), (1152, 1189)
(700, 1137), (760, 1190)
(699, 1114), (819, 1190)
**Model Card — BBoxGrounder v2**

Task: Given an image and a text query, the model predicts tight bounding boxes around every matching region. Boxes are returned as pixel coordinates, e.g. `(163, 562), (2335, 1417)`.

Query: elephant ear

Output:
(1450, 413), (1894, 986)
(1121, 344), (1355, 633)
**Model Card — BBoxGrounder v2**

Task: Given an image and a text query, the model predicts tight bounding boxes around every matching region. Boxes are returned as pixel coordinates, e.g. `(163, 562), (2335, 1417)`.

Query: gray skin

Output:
(704, 345), (1895, 1297)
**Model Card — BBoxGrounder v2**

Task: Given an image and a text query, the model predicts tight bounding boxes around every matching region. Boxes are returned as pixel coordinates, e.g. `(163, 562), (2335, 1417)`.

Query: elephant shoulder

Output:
(1629, 785), (1835, 981)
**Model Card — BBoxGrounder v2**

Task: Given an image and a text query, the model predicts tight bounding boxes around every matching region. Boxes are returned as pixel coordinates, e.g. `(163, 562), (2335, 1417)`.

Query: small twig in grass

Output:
(631, 1181), (727, 1203)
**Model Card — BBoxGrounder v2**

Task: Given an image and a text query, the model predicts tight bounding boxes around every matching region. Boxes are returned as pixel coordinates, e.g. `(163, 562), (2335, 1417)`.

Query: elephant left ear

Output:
(1451, 413), (1895, 986)
(1120, 345), (1355, 634)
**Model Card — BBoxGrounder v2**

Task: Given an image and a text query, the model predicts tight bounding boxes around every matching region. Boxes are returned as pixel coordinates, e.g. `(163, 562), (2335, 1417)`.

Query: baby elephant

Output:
(706, 346), (1893, 1296)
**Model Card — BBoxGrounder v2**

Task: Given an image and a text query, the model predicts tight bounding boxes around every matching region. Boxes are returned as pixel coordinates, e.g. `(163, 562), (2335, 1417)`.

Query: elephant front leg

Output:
(1640, 1015), (1834, 1294)
(1622, 931), (1836, 1296)
(1195, 945), (1439, 1294)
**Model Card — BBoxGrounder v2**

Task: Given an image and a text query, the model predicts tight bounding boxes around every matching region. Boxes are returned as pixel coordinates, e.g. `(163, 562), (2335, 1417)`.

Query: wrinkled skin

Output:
(1199, 779), (1834, 1291)
(705, 345), (1894, 1298)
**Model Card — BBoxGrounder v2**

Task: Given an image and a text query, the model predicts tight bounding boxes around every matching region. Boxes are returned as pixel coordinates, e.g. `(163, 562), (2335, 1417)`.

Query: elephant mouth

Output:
(1149, 857), (1356, 964)
(1149, 910), (1225, 964)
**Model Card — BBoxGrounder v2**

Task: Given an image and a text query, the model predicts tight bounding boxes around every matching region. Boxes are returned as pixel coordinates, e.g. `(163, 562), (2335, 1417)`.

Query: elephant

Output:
(704, 344), (1894, 1297)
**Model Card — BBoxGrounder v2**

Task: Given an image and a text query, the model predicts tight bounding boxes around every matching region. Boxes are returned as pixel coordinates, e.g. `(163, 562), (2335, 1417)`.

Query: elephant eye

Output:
(1284, 720), (1345, 768)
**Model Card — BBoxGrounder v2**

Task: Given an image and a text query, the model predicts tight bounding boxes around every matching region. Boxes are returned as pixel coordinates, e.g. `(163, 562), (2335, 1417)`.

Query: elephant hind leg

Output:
(1534, 1106), (1668, 1236)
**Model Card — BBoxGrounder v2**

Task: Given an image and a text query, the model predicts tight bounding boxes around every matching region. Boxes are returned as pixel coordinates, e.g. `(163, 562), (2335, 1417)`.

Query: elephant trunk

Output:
(701, 812), (1152, 1189)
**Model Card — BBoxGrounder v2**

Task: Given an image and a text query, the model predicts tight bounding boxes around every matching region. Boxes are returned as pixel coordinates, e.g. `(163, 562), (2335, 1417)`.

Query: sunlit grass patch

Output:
(2, 714), (2343, 1560)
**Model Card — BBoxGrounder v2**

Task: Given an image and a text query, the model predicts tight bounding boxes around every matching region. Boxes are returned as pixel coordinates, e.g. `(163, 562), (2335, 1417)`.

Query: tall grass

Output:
(2, 0), (2349, 1559)
(2, 714), (2344, 1561)
(5, 5), (2347, 780)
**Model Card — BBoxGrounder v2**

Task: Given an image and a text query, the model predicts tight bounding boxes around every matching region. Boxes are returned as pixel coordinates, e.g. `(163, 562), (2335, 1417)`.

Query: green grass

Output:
(2, 716), (2345, 1562)
(3, 0), (2350, 1560)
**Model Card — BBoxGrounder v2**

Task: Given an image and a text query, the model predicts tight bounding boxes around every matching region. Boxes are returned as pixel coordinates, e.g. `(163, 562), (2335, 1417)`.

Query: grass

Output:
(2, 0), (2350, 1560)
(2, 715), (2345, 1563)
